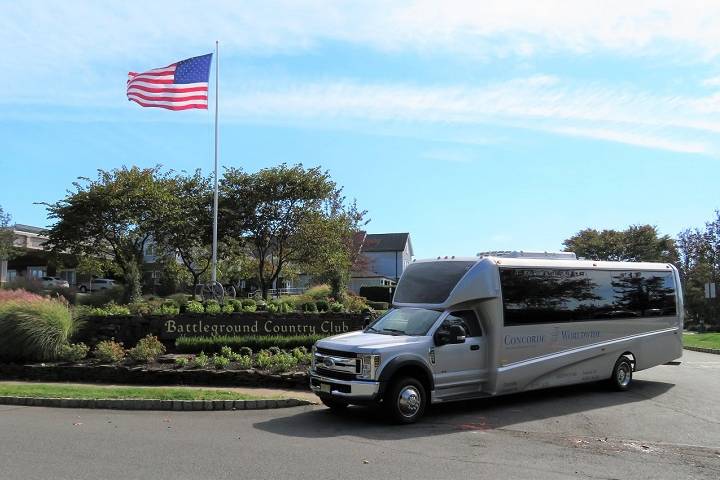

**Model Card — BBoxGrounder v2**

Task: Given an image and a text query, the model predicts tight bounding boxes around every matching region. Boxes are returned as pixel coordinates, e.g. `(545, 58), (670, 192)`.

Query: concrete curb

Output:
(0, 396), (314, 411)
(683, 346), (720, 355)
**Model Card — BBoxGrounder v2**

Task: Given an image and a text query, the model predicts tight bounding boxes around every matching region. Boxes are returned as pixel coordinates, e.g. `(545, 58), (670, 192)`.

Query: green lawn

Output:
(0, 383), (279, 401)
(683, 333), (720, 350)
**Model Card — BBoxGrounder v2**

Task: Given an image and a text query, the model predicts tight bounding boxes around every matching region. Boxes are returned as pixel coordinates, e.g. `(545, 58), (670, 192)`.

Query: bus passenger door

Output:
(431, 311), (486, 397)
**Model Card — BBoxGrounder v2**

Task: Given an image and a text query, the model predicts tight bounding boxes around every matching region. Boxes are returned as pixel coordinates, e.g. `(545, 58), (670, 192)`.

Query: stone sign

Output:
(153, 313), (367, 340)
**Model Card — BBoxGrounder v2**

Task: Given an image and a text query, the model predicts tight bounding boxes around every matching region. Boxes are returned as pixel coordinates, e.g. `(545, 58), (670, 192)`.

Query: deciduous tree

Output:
(220, 164), (360, 299)
(563, 225), (678, 263)
(0, 205), (16, 264)
(43, 166), (173, 303)
(152, 170), (213, 295)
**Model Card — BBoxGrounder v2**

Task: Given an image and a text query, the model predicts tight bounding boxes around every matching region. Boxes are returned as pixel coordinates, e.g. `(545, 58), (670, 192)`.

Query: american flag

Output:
(127, 53), (212, 111)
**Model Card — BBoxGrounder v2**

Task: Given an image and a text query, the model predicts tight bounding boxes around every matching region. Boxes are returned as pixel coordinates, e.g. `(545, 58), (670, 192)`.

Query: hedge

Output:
(359, 286), (394, 303)
(175, 334), (328, 353)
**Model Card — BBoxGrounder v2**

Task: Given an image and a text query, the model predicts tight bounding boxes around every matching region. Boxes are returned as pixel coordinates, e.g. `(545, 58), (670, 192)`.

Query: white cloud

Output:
(3, 0), (720, 76)
(702, 76), (720, 87)
(2, 1), (720, 154)
(215, 77), (718, 154)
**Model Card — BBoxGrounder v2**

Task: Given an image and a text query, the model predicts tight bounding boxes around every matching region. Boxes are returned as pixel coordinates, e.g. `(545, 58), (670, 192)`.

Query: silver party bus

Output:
(309, 251), (683, 423)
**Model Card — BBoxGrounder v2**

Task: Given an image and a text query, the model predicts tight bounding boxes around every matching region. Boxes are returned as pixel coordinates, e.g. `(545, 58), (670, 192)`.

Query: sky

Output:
(2, 1), (720, 259)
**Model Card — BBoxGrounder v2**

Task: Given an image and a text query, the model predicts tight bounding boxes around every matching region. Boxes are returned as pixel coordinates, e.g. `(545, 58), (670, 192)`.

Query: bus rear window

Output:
(394, 261), (474, 304)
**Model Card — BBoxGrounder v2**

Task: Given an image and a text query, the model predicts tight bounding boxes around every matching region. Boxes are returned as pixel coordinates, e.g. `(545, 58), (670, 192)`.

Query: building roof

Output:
(14, 224), (46, 235)
(361, 233), (411, 253)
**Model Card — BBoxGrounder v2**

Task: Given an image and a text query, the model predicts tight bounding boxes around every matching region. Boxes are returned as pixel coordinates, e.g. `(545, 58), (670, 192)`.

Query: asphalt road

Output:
(1, 350), (718, 480)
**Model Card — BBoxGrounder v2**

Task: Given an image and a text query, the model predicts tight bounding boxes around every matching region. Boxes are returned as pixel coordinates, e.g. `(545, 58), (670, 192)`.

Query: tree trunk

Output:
(191, 273), (201, 300)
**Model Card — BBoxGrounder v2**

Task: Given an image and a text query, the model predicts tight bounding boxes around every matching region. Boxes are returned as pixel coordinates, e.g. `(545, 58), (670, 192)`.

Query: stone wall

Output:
(76, 312), (369, 350)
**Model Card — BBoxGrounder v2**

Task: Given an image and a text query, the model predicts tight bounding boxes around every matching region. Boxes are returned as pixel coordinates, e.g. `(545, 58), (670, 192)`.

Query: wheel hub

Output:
(397, 386), (421, 417)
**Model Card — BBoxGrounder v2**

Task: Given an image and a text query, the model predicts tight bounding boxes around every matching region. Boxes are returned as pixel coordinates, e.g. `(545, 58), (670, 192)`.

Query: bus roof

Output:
(411, 255), (675, 271)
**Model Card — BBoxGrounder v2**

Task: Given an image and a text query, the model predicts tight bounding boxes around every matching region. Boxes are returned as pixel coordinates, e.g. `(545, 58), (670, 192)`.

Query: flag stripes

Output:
(126, 54), (212, 111)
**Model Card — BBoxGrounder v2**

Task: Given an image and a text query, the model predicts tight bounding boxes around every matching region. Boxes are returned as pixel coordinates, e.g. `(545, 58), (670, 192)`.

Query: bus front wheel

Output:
(385, 377), (426, 424)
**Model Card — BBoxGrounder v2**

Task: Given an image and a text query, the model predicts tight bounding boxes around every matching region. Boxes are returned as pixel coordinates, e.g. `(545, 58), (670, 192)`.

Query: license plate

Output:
(320, 383), (332, 393)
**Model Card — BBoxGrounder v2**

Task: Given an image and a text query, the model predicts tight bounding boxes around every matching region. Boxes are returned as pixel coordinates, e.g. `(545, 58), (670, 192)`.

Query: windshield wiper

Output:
(381, 328), (406, 336)
(365, 326), (380, 333)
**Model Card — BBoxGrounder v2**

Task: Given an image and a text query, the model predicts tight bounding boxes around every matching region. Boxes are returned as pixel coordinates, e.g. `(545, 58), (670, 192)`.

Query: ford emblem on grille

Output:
(323, 357), (335, 368)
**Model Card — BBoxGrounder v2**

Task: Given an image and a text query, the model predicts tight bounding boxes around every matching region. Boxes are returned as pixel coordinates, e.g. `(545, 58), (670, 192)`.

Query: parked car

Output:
(78, 278), (117, 293)
(40, 276), (70, 288)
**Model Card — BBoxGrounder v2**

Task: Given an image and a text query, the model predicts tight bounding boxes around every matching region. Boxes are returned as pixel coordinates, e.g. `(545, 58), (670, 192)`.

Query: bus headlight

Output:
(358, 354), (381, 380)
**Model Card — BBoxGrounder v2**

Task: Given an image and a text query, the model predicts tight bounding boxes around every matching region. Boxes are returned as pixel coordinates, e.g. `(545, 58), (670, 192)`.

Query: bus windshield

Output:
(365, 308), (442, 336)
(394, 261), (475, 304)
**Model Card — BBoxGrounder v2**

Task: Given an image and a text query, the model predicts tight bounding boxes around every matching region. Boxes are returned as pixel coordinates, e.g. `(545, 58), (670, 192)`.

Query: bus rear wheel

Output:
(610, 356), (633, 391)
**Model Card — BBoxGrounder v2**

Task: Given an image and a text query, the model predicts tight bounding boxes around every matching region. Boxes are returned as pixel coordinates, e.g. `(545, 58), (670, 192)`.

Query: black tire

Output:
(384, 377), (426, 424)
(320, 396), (349, 411)
(609, 356), (633, 391)
(79, 286), (87, 293)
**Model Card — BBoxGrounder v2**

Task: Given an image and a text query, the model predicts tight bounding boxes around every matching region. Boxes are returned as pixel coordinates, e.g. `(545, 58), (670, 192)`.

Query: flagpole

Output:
(210, 40), (219, 287)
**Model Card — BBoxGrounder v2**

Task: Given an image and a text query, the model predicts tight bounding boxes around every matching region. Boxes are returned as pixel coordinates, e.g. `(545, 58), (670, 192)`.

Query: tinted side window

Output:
(500, 268), (676, 325)
(610, 271), (677, 317)
(444, 311), (482, 337)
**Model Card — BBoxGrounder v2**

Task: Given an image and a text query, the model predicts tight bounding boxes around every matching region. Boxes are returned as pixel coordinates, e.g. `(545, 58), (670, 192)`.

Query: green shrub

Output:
(300, 301), (318, 313)
(175, 334), (326, 354)
(58, 342), (90, 362)
(212, 354), (230, 369)
(367, 301), (389, 310)
(238, 346), (253, 357)
(167, 293), (190, 308)
(191, 352), (209, 368)
(241, 298), (256, 308)
(128, 334), (166, 363)
(186, 300), (204, 314)
(256, 351), (299, 373)
(343, 294), (368, 313)
(315, 300), (329, 312)
(266, 302), (279, 313)
(0, 294), (82, 362)
(127, 302), (153, 316)
(277, 296), (297, 308)
(255, 300), (267, 311)
(305, 284), (332, 300)
(174, 356), (189, 368)
(221, 303), (235, 314)
(85, 303), (131, 317)
(228, 299), (243, 312)
(268, 346), (281, 355)
(220, 346), (234, 358)
(242, 304), (257, 313)
(153, 301), (180, 316)
(204, 300), (221, 315)
(329, 302), (344, 313)
(291, 346), (312, 363)
(92, 339), (126, 363)
(235, 355), (253, 369)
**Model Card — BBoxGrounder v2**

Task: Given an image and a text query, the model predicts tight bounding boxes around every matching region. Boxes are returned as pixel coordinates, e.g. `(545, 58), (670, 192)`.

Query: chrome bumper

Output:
(309, 370), (380, 401)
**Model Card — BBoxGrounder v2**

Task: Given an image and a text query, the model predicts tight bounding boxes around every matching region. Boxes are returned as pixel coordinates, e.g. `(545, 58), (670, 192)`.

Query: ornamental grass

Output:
(0, 289), (83, 361)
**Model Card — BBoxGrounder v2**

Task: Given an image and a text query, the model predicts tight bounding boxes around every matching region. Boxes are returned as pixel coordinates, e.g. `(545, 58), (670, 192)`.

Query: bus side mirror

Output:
(449, 325), (466, 344)
(434, 325), (466, 346)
